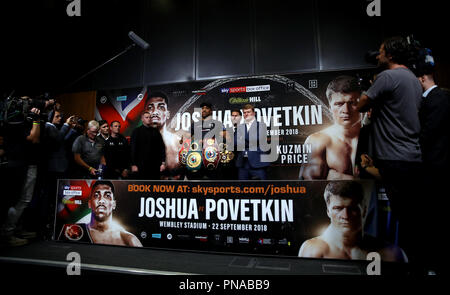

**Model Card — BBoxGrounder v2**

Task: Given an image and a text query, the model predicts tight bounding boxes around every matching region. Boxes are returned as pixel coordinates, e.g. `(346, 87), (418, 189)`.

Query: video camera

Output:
(364, 35), (435, 77)
(408, 47), (435, 77)
(69, 115), (87, 127)
(0, 91), (55, 124)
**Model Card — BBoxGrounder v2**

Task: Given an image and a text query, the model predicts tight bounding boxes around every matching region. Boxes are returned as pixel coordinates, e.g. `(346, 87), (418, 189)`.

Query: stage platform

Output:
(0, 240), (410, 276)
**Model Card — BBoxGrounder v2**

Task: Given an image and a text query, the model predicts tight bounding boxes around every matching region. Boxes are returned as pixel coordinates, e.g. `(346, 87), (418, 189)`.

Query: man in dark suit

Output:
(235, 104), (271, 180)
(417, 71), (449, 275)
(418, 73), (449, 174)
(130, 111), (166, 180)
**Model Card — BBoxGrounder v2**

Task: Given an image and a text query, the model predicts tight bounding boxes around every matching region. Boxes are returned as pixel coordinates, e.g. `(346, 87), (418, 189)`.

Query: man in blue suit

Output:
(235, 104), (271, 180)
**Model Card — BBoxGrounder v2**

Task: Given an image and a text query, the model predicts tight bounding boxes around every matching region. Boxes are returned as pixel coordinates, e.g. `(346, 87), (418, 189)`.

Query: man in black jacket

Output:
(417, 71), (449, 275)
(130, 111), (166, 180)
(45, 111), (75, 176)
(103, 120), (130, 179)
(418, 73), (449, 175)
(41, 110), (75, 238)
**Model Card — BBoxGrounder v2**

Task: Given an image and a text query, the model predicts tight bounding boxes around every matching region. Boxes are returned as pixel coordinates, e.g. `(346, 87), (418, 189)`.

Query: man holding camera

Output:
(1, 105), (43, 246)
(39, 109), (76, 238)
(356, 36), (423, 272)
(45, 110), (76, 176)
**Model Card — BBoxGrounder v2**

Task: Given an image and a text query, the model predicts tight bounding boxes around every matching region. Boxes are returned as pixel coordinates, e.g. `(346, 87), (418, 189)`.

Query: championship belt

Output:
(186, 140), (202, 172)
(178, 139), (191, 166)
(203, 138), (220, 170)
(219, 143), (234, 164)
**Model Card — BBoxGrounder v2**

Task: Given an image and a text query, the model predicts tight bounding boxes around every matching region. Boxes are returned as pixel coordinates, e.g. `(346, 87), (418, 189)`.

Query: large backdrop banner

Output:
(95, 70), (373, 180)
(55, 179), (406, 262)
(58, 69), (408, 262)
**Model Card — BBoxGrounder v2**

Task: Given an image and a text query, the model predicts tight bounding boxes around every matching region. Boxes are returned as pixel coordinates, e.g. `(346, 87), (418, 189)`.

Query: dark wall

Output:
(2, 0), (449, 96)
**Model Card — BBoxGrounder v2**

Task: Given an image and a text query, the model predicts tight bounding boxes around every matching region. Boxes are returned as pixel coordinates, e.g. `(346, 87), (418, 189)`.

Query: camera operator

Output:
(355, 36), (423, 273)
(64, 116), (86, 178)
(1, 106), (43, 246)
(39, 108), (76, 239)
(5, 95), (54, 122)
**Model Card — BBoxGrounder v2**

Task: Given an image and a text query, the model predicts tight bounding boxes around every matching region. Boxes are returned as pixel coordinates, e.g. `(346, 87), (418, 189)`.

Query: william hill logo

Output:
(229, 96), (261, 104)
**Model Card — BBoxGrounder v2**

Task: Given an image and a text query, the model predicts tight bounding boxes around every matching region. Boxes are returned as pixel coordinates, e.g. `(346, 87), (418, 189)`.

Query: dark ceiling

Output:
(1, 0), (448, 98)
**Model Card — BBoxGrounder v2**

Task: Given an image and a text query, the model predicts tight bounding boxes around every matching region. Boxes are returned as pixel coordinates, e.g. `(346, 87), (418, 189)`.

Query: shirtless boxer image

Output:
(299, 76), (361, 180)
(68, 180), (142, 247)
(145, 92), (189, 179)
(298, 181), (407, 262)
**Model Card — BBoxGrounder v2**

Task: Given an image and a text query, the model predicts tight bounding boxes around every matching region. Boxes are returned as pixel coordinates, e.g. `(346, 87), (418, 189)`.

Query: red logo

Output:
(229, 87), (246, 93)
(64, 224), (84, 241)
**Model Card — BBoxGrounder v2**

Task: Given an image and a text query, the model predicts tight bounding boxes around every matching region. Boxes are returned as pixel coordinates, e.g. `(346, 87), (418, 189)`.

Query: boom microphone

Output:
(66, 31), (150, 89)
(128, 31), (150, 50)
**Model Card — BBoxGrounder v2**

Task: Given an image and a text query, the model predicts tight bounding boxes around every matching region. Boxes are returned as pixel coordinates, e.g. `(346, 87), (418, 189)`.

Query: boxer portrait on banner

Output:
(144, 91), (189, 179)
(299, 76), (361, 180)
(58, 180), (142, 247)
(298, 181), (406, 262)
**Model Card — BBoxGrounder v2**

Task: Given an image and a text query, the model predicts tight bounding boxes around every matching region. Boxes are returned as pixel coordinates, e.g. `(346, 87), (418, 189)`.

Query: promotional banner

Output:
(95, 70), (374, 180)
(55, 179), (406, 262)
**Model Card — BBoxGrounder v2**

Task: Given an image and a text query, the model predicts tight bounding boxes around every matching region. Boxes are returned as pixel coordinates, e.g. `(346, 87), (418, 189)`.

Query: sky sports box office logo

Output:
(221, 85), (271, 94)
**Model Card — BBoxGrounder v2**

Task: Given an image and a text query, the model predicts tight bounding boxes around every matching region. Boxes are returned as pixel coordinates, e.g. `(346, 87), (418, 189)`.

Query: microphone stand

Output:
(66, 43), (136, 89)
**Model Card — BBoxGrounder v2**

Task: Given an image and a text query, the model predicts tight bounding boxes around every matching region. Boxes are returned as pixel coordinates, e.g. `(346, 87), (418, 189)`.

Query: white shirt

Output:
(245, 117), (256, 131)
(423, 85), (438, 98)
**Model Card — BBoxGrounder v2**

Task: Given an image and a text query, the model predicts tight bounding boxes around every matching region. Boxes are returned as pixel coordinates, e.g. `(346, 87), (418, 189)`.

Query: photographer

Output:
(356, 36), (423, 272)
(39, 108), (76, 239)
(1, 105), (43, 246)
(64, 116), (86, 178)
(44, 109), (76, 175)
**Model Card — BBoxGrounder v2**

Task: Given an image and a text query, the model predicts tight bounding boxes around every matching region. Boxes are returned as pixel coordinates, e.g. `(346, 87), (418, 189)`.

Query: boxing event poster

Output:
(95, 69), (374, 180)
(54, 179), (406, 262)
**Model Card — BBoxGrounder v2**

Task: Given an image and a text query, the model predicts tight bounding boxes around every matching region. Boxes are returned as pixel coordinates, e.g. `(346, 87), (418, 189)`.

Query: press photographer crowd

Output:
(0, 36), (448, 276)
(0, 94), (89, 245)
